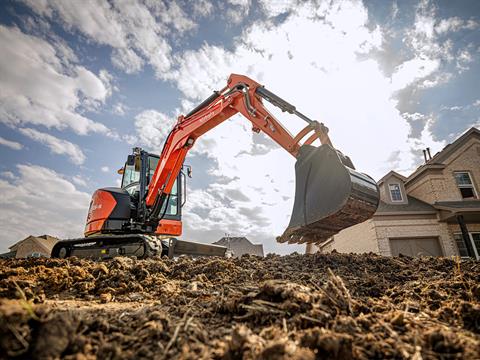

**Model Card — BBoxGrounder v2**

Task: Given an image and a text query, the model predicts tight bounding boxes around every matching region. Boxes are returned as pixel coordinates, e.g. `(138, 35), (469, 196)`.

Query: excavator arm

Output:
(146, 74), (379, 244)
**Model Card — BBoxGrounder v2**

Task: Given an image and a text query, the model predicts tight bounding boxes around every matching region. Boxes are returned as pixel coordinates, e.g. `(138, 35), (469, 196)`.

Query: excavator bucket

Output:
(278, 144), (379, 244)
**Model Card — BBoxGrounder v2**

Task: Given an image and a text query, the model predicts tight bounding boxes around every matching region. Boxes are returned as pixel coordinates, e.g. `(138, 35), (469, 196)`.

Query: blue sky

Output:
(0, 0), (479, 254)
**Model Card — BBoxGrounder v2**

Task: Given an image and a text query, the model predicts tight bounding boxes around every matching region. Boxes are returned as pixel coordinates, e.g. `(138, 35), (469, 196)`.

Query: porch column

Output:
(456, 214), (475, 258)
(305, 243), (316, 254)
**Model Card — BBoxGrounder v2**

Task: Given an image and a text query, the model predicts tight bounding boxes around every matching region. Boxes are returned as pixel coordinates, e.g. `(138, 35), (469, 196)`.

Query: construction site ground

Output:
(0, 252), (479, 359)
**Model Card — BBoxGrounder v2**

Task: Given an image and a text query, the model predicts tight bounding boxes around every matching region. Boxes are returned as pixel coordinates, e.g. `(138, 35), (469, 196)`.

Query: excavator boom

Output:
(145, 74), (379, 245)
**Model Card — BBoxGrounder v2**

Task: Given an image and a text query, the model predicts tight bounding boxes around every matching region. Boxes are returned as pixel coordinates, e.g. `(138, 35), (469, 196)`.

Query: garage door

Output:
(390, 237), (443, 257)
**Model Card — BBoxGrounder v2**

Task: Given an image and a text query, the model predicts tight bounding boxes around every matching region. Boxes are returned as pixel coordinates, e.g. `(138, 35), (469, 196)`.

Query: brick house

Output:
(1, 235), (59, 258)
(213, 236), (264, 257)
(312, 127), (480, 259)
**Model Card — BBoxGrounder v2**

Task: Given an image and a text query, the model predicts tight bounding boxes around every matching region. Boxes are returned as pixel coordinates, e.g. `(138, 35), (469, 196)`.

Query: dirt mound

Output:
(0, 252), (479, 359)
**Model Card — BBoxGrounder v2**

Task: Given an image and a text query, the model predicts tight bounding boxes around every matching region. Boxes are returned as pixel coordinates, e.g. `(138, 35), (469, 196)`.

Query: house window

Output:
(454, 233), (480, 259)
(28, 252), (43, 258)
(454, 172), (477, 199)
(388, 183), (403, 202)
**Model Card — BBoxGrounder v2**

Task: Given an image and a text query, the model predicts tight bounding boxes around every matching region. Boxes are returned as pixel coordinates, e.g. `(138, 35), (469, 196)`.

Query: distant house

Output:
(1, 235), (59, 258)
(311, 127), (480, 259)
(213, 237), (264, 257)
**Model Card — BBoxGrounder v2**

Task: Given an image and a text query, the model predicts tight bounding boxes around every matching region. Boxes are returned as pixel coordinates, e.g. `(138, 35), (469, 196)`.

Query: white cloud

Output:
(386, 113), (447, 174)
(134, 109), (175, 152)
(0, 136), (23, 150)
(435, 17), (478, 34)
(225, 0), (251, 24)
(0, 171), (17, 180)
(22, 0), (198, 78)
(112, 102), (128, 116)
(0, 25), (111, 135)
(101, 166), (110, 173)
(111, 47), (145, 74)
(148, 1), (197, 33)
(192, 0), (214, 18)
(21, 0), (127, 47)
(258, 0), (297, 17)
(406, 117), (446, 167)
(456, 48), (474, 73)
(391, 57), (440, 91)
(395, 0), (476, 86)
(418, 72), (452, 89)
(72, 175), (88, 187)
(0, 164), (91, 252)
(19, 128), (86, 165)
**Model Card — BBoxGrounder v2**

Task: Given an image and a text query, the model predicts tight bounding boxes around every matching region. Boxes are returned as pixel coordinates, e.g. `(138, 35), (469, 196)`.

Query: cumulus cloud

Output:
(258, 0), (297, 17)
(101, 166), (110, 173)
(72, 175), (88, 187)
(435, 17), (478, 34)
(0, 25), (111, 135)
(22, 0), (196, 78)
(391, 57), (440, 91)
(0, 136), (23, 150)
(19, 128), (86, 165)
(0, 164), (91, 252)
(382, 113), (447, 174)
(1, 171), (17, 180)
(192, 0), (214, 18)
(225, 0), (251, 24)
(134, 109), (175, 152)
(393, 0), (477, 91)
(111, 47), (144, 74)
(112, 102), (128, 116)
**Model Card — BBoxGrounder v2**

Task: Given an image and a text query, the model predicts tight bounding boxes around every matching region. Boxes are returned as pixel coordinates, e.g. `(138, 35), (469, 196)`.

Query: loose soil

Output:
(0, 252), (479, 359)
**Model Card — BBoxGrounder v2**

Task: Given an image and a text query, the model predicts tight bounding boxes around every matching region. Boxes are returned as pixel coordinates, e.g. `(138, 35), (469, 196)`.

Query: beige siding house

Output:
(313, 127), (480, 259)
(3, 235), (59, 258)
(213, 236), (264, 257)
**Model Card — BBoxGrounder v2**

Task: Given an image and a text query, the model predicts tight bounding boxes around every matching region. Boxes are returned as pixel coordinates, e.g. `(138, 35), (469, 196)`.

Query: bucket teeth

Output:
(279, 144), (379, 245)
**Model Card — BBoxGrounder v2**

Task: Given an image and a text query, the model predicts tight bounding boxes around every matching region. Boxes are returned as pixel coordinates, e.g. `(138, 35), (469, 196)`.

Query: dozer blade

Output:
(278, 144), (379, 245)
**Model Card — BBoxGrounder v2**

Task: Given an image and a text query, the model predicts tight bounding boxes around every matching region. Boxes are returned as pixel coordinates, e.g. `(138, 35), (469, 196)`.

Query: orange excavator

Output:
(51, 74), (379, 259)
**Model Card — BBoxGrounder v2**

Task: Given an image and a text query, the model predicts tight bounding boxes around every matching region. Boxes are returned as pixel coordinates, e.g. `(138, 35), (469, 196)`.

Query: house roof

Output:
(434, 200), (480, 211)
(9, 235), (58, 252)
(434, 200), (480, 222)
(376, 195), (436, 214)
(9, 235), (36, 251)
(0, 251), (16, 259)
(377, 170), (407, 185)
(426, 127), (480, 164)
(406, 127), (480, 185)
(214, 236), (252, 246)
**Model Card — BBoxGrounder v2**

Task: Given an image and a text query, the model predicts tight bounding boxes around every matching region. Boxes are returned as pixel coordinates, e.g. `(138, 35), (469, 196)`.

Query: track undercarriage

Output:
(51, 235), (227, 259)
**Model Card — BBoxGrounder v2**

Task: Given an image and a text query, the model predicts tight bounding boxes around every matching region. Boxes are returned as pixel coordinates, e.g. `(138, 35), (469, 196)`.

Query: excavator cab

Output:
(120, 151), (181, 223)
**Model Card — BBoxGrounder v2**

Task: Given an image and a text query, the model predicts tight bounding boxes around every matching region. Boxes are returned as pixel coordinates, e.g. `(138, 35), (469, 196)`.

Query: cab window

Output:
(147, 156), (160, 185)
(121, 156), (140, 189)
(161, 179), (178, 216)
(147, 155), (179, 216)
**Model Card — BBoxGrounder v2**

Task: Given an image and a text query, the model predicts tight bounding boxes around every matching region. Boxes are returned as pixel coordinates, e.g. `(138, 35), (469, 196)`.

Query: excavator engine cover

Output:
(279, 144), (379, 244)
